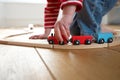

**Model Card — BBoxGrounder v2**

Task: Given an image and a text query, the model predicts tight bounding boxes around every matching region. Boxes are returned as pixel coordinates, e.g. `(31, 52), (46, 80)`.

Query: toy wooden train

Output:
(47, 32), (113, 45)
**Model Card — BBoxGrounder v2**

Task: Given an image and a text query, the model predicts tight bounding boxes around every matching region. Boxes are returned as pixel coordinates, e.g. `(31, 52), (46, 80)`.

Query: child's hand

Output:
(54, 5), (76, 42)
(54, 15), (73, 41)
(29, 28), (51, 39)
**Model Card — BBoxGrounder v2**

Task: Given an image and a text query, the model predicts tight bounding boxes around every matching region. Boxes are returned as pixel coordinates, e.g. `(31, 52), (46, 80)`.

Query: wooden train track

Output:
(0, 28), (120, 49)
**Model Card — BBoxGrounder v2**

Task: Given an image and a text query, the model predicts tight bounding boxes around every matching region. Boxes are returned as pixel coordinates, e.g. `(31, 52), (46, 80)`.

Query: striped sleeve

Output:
(44, 0), (83, 29)
(44, 1), (61, 29)
(61, 0), (83, 11)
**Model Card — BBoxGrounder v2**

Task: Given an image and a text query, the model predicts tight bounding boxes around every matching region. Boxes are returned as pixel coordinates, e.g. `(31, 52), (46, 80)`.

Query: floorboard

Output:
(36, 48), (120, 80)
(0, 44), (53, 80)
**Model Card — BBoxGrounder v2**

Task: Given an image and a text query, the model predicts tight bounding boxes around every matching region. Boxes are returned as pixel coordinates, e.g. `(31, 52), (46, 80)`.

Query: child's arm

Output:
(54, 0), (83, 42)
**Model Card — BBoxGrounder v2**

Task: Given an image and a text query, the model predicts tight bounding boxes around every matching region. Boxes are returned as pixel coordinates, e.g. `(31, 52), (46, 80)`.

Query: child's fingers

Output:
(29, 35), (47, 39)
(59, 23), (69, 40)
(29, 35), (39, 39)
(54, 24), (63, 42)
(60, 20), (70, 38)
(63, 23), (70, 37)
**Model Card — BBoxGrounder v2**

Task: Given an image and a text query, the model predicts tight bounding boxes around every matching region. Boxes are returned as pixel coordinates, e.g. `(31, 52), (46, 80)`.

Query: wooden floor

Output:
(0, 25), (120, 80)
(0, 44), (120, 80)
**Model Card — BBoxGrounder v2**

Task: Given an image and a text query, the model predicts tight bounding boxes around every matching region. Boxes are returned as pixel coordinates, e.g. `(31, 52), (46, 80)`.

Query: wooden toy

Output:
(47, 33), (68, 45)
(70, 35), (93, 45)
(96, 32), (113, 44)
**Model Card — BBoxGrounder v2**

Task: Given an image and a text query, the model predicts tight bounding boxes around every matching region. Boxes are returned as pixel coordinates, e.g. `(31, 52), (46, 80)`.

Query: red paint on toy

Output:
(71, 35), (93, 45)
(47, 33), (68, 45)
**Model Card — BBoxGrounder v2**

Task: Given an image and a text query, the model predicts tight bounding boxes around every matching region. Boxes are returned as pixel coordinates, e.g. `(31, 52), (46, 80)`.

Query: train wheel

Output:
(49, 40), (54, 44)
(98, 38), (104, 44)
(73, 40), (80, 45)
(107, 38), (113, 43)
(85, 39), (91, 45)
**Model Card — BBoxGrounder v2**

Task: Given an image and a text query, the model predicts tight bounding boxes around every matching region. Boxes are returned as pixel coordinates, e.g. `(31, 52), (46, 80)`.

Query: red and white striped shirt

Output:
(44, 0), (83, 29)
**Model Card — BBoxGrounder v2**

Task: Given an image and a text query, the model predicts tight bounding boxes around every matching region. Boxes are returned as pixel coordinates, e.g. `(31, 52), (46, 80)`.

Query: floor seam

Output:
(34, 48), (56, 80)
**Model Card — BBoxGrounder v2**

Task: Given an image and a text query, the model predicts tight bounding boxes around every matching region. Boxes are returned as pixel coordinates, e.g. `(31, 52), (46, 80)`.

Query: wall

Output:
(4, 2), (46, 27)
(0, 3), (5, 27)
(0, 0), (47, 3)
(0, 1), (46, 27)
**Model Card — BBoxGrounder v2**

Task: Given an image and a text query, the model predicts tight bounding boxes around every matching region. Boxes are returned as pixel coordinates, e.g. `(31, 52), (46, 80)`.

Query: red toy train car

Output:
(47, 33), (68, 45)
(70, 35), (93, 45)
